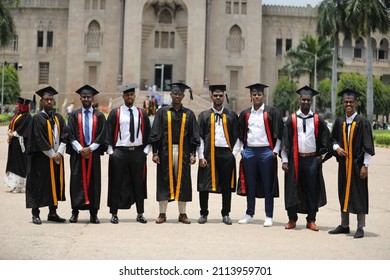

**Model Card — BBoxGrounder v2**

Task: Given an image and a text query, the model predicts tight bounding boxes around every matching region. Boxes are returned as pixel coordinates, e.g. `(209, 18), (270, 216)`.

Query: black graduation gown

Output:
(282, 113), (329, 212)
(236, 106), (284, 198)
(66, 109), (107, 210)
(6, 112), (32, 177)
(197, 108), (238, 193)
(149, 105), (200, 202)
(330, 114), (375, 214)
(106, 106), (151, 209)
(26, 112), (68, 208)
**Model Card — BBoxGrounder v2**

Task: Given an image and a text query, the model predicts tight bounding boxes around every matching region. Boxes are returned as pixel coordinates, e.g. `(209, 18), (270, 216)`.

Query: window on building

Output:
(86, 20), (102, 49)
(161, 32), (169, 48)
(100, 0), (105, 9)
(276, 38), (282, 56)
(47, 31), (53, 48)
(37, 31), (44, 47)
(379, 50), (388, 60)
(92, 0), (98, 9)
(354, 48), (362, 58)
(85, 0), (90, 9)
(241, 0), (247, 14)
(230, 70), (239, 90)
(89, 66), (97, 85)
(39, 62), (49, 84)
(226, 1), (231, 14)
(286, 38), (292, 51)
(159, 9), (172, 24)
(233, 1), (239, 14)
(9, 35), (18, 52)
(155, 31), (160, 48)
(170, 32), (175, 48)
(155, 10), (175, 49)
(228, 25), (243, 53)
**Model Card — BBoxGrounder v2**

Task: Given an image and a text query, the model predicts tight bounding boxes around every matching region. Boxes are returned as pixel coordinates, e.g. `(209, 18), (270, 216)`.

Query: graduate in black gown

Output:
(67, 85), (107, 224)
(106, 83), (151, 224)
(328, 89), (375, 239)
(281, 86), (330, 231)
(26, 86), (68, 225)
(149, 83), (200, 224)
(197, 85), (239, 225)
(4, 97), (32, 193)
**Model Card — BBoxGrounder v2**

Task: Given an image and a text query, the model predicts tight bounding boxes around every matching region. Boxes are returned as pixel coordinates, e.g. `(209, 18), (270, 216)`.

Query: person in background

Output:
(4, 97), (32, 193)
(25, 86), (68, 225)
(149, 83), (200, 224)
(281, 86), (330, 231)
(67, 85), (107, 224)
(328, 89), (375, 239)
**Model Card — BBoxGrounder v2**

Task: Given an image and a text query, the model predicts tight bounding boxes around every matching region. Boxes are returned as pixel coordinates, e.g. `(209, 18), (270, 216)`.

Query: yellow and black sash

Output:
(342, 120), (357, 212)
(47, 116), (64, 205)
(10, 114), (22, 132)
(210, 112), (234, 191)
(167, 110), (186, 201)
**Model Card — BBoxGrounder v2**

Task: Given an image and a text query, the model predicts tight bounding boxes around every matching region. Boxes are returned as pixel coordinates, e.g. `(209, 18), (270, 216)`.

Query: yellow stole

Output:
(210, 112), (235, 191)
(10, 114), (23, 132)
(342, 120), (356, 212)
(167, 110), (186, 201)
(46, 116), (64, 205)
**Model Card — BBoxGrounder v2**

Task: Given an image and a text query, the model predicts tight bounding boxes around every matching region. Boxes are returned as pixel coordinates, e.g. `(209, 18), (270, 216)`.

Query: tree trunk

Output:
(366, 33), (374, 126)
(331, 39), (339, 123)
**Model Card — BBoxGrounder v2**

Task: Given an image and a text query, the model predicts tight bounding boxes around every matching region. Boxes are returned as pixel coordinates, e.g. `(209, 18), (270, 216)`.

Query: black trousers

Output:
(199, 147), (235, 217)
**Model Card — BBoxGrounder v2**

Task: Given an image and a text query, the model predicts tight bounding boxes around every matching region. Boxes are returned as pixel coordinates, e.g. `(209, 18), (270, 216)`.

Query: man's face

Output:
(299, 94), (312, 111)
(251, 90), (264, 106)
(41, 94), (55, 112)
(123, 91), (136, 106)
(170, 90), (184, 105)
(211, 90), (224, 107)
(80, 93), (93, 108)
(343, 97), (356, 115)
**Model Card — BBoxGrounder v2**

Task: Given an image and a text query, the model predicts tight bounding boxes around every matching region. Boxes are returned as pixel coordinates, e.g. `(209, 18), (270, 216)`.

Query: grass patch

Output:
(373, 130), (390, 147)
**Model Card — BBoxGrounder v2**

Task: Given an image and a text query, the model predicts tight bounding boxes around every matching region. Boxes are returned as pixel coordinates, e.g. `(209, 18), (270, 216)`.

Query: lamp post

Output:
(155, 64), (164, 105)
(1, 61), (4, 114)
(301, 50), (318, 112)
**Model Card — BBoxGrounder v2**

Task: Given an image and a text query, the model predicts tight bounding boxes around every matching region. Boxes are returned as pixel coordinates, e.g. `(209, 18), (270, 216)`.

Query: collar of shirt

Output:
(212, 107), (224, 114)
(297, 109), (313, 118)
(82, 106), (92, 114)
(251, 103), (264, 114)
(346, 112), (358, 124)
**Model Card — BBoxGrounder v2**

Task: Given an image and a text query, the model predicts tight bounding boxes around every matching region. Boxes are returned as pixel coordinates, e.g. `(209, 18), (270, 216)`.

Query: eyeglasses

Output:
(251, 93), (263, 97)
(81, 96), (93, 100)
(212, 94), (224, 98)
(42, 98), (55, 102)
(171, 93), (184, 97)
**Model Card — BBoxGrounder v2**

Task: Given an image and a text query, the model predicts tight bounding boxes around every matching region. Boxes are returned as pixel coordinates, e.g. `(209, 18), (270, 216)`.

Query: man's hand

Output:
(190, 154), (196, 165)
(80, 147), (92, 159)
(152, 154), (160, 164)
(7, 131), (13, 143)
(360, 166), (368, 179)
(336, 147), (348, 157)
(199, 159), (207, 168)
(282, 162), (289, 173)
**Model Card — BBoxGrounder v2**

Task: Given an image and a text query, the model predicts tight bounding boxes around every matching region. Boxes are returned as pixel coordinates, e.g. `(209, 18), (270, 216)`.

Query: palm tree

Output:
(283, 35), (334, 111)
(345, 0), (390, 125)
(316, 0), (349, 123)
(0, 0), (19, 47)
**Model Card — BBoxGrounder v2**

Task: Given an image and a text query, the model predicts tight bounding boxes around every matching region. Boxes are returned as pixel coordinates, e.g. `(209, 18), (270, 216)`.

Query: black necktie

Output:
(297, 115), (313, 133)
(346, 122), (351, 142)
(129, 108), (135, 143)
(215, 113), (222, 125)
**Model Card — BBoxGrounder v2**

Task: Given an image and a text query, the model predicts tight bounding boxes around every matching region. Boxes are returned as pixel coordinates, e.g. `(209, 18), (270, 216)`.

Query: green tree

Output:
(0, 63), (20, 104)
(317, 78), (331, 117)
(283, 35), (334, 110)
(0, 0), (20, 47)
(317, 0), (348, 123)
(345, 0), (390, 125)
(272, 77), (298, 118)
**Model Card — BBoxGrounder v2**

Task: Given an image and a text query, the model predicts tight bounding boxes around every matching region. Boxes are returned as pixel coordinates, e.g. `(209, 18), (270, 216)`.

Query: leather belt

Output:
(299, 152), (317, 157)
(116, 146), (143, 151)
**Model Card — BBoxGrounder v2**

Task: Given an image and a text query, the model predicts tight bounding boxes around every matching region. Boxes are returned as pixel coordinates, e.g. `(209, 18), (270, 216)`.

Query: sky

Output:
(262, 0), (322, 7)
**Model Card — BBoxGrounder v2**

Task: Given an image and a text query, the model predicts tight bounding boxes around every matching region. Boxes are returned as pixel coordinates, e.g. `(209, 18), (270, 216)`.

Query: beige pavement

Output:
(0, 124), (389, 260)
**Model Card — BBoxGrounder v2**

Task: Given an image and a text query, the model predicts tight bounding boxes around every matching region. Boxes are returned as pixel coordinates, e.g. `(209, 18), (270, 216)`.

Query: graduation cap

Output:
(296, 85), (319, 97)
(16, 97), (31, 105)
(121, 83), (138, 93)
(35, 86), (59, 98)
(338, 88), (361, 99)
(75, 84), (99, 96)
(245, 83), (269, 93)
(209, 84), (229, 103)
(169, 82), (193, 100)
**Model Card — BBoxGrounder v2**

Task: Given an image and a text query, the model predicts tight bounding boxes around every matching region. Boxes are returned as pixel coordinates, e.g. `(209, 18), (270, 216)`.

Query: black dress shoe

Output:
(354, 228), (364, 239)
(136, 214), (147, 224)
(90, 215), (100, 224)
(178, 213), (191, 224)
(47, 214), (66, 223)
(69, 214), (78, 223)
(110, 215), (119, 224)
(222, 216), (232, 225)
(328, 225), (350, 234)
(32, 215), (42, 225)
(198, 215), (207, 224)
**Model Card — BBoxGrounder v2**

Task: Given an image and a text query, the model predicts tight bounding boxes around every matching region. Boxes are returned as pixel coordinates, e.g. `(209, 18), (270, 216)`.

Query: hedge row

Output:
(373, 132), (390, 146)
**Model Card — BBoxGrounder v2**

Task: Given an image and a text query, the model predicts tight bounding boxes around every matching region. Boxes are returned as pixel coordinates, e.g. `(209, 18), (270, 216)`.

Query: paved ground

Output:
(0, 124), (389, 262)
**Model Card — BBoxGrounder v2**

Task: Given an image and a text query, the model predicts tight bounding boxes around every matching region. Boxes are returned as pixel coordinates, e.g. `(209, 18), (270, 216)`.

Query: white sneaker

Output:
(238, 214), (253, 224)
(263, 217), (273, 227)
